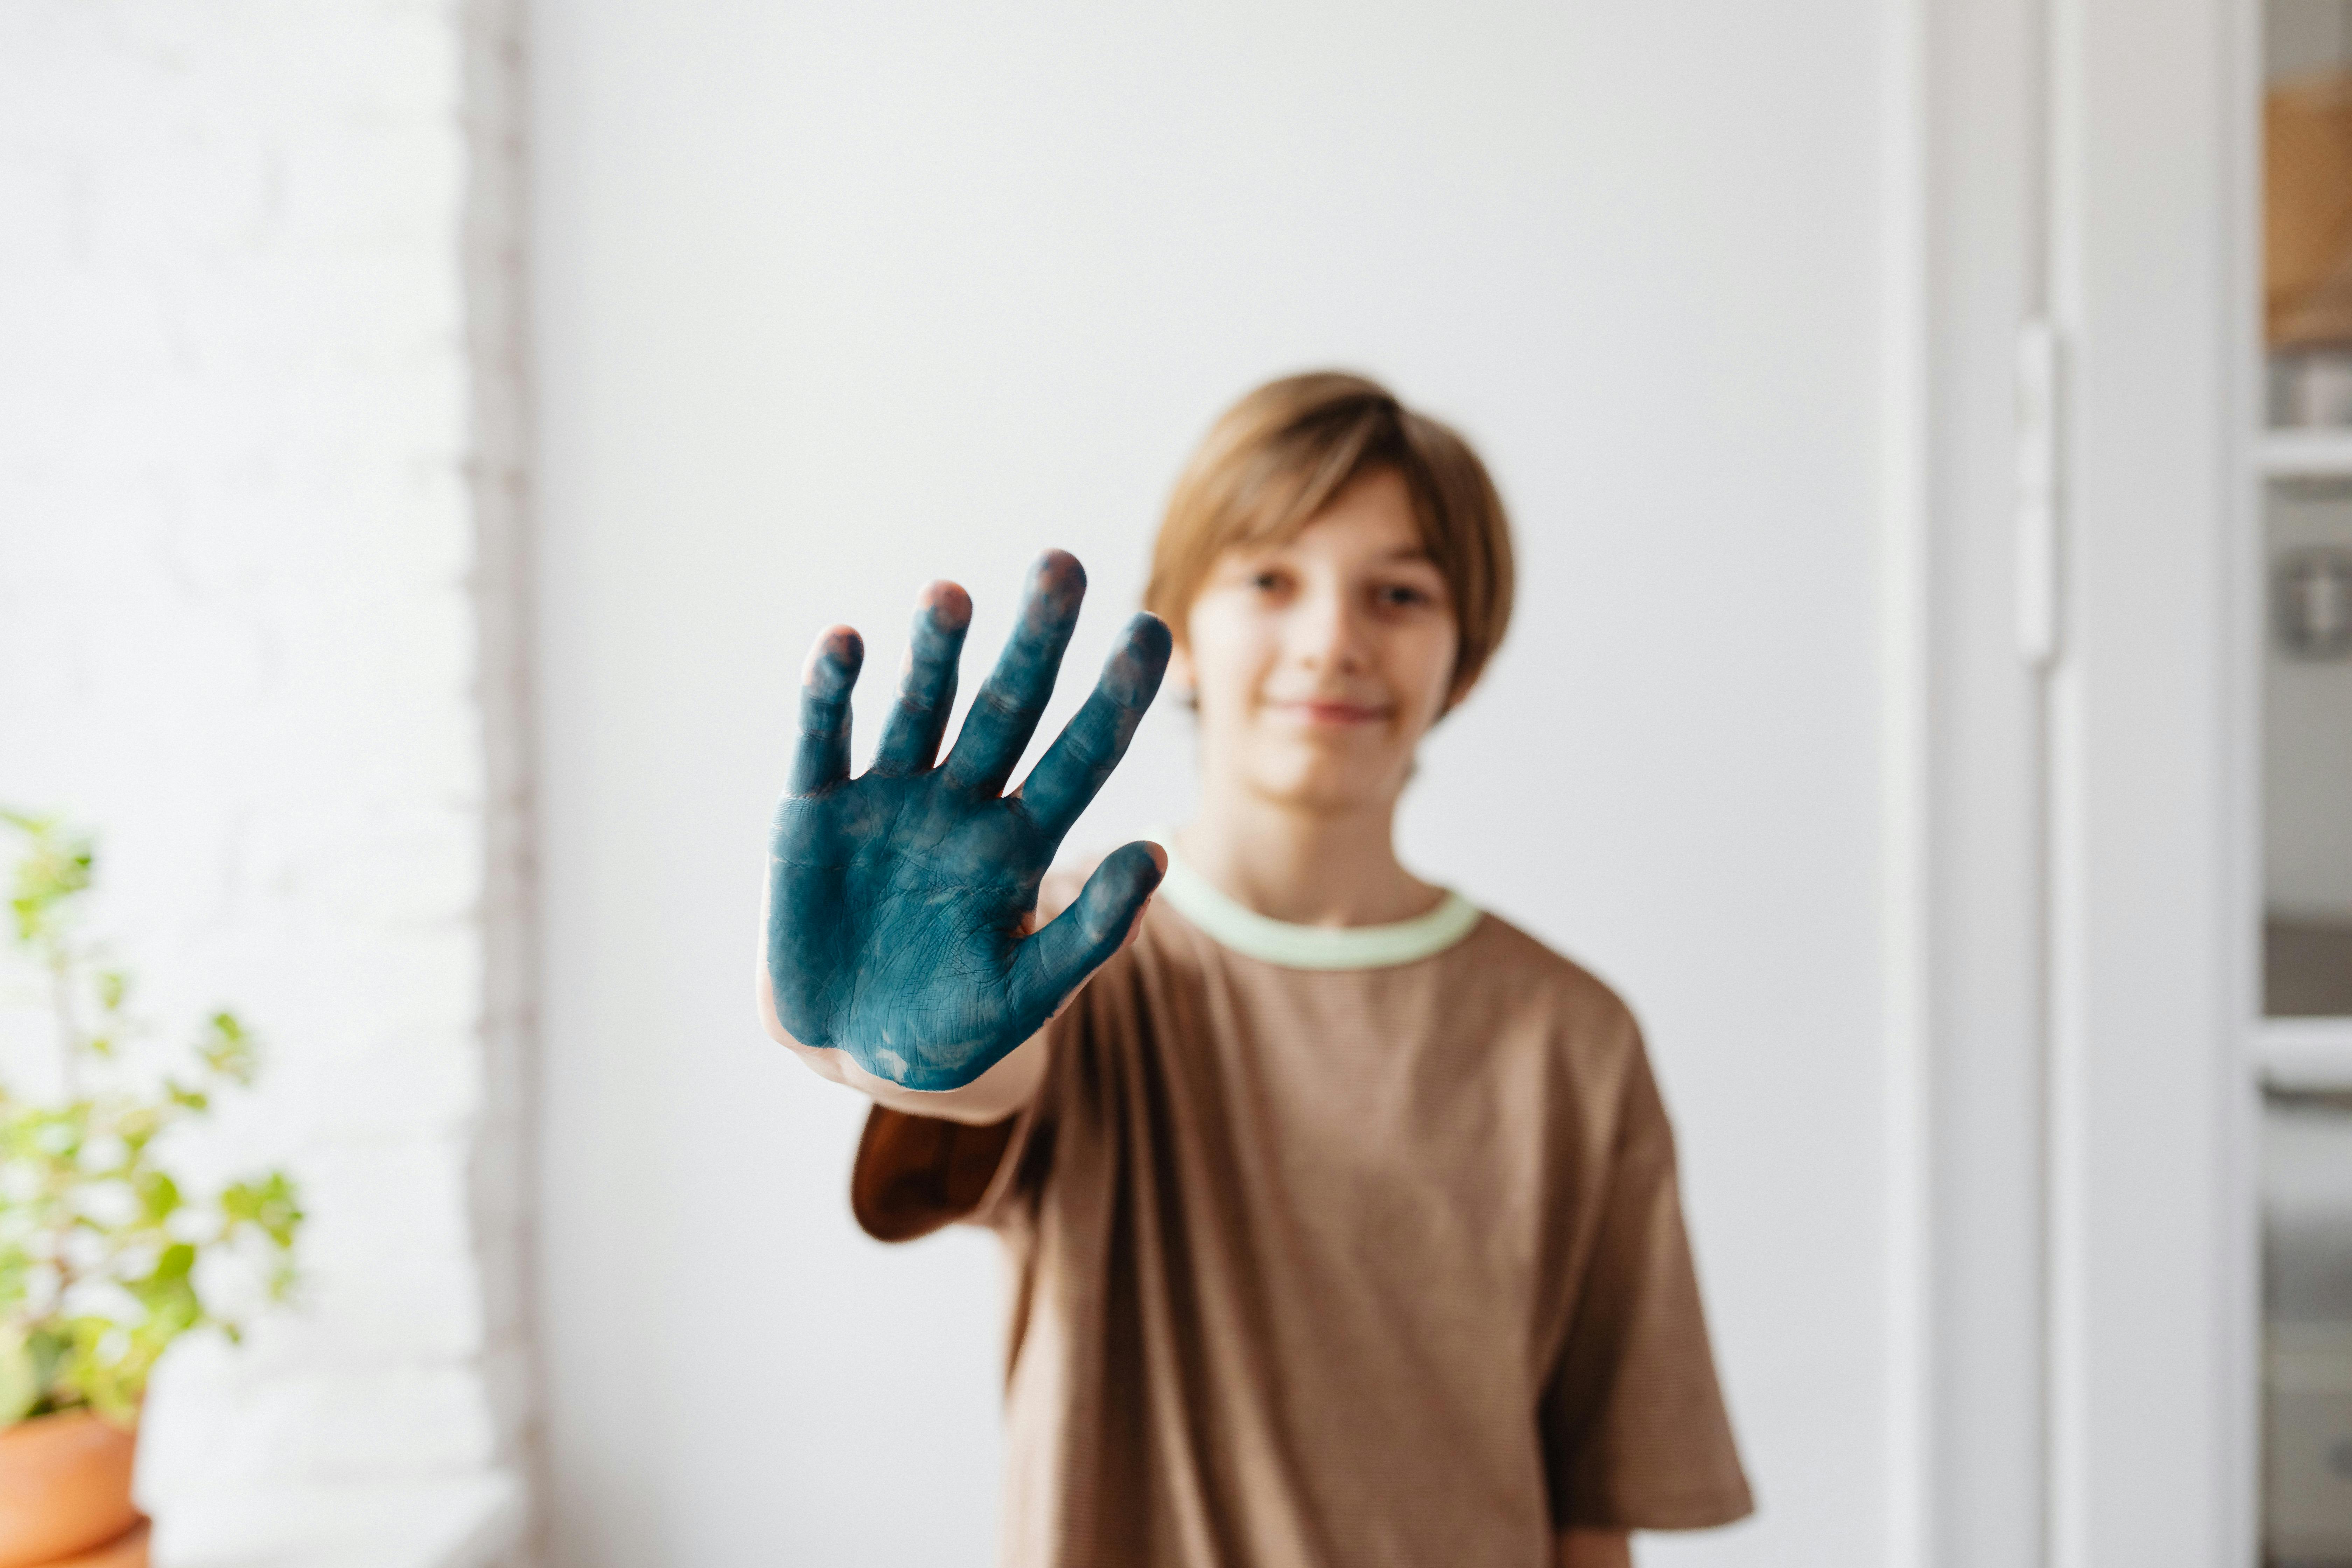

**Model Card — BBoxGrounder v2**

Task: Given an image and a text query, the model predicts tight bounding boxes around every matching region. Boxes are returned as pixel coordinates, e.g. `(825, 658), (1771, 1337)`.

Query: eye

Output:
(1374, 582), (1432, 609)
(1251, 569), (1287, 593)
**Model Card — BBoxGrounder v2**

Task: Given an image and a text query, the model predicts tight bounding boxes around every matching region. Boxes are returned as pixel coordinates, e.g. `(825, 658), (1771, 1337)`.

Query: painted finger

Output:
(786, 625), (864, 796)
(1015, 613), (1172, 841)
(940, 550), (1086, 796)
(868, 581), (972, 775)
(1008, 840), (1166, 1024)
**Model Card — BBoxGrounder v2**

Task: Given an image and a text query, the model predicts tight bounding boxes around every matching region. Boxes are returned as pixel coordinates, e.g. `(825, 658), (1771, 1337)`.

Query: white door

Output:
(2043, 0), (2245, 1560)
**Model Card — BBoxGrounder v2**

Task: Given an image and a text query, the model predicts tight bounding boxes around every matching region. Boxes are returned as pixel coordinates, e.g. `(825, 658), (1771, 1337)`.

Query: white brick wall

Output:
(0, 0), (533, 1549)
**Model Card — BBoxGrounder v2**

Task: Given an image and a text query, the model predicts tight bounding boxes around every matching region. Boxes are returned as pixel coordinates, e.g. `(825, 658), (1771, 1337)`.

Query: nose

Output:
(1291, 576), (1369, 676)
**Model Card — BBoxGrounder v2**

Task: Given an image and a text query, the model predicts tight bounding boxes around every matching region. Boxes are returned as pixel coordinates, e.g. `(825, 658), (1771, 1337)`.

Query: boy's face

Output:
(1174, 466), (1461, 816)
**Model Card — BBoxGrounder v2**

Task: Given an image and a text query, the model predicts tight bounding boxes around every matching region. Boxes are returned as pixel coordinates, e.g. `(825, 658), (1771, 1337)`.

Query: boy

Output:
(762, 373), (1752, 1567)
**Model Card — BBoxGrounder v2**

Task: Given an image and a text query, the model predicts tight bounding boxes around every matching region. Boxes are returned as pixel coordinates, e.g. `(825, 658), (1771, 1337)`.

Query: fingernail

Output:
(802, 627), (862, 690)
(921, 581), (972, 630)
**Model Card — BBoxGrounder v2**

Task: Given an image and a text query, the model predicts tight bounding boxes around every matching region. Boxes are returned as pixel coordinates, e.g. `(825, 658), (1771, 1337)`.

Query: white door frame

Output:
(1911, 1), (2256, 1563)
(2045, 0), (2254, 1561)
(1909, 2), (2060, 1564)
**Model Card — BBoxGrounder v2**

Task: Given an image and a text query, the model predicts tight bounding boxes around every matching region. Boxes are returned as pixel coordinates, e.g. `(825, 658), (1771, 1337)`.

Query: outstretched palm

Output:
(765, 551), (1171, 1091)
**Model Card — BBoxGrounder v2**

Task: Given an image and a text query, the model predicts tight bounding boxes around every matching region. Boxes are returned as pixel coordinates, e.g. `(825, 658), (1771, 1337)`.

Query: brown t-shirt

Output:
(852, 872), (1753, 1567)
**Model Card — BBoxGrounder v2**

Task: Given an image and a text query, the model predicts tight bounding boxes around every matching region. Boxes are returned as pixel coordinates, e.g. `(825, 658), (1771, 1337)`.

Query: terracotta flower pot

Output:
(39, 1522), (147, 1568)
(0, 1410), (144, 1568)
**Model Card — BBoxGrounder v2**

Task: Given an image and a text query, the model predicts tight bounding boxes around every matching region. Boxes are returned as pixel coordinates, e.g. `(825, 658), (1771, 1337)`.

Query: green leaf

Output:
(115, 1106), (161, 1152)
(148, 1241), (195, 1286)
(135, 1169), (182, 1223)
(198, 1013), (256, 1085)
(2, 813), (94, 947)
(0, 1325), (37, 1424)
(26, 1327), (69, 1406)
(221, 1171), (303, 1249)
(0, 1245), (31, 1316)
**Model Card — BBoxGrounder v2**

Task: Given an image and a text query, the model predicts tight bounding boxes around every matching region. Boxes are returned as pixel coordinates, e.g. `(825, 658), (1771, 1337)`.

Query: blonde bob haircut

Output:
(1143, 371), (1516, 705)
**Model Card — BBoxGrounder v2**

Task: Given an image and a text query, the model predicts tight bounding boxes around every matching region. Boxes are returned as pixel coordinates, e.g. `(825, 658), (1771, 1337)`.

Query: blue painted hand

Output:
(766, 551), (1172, 1091)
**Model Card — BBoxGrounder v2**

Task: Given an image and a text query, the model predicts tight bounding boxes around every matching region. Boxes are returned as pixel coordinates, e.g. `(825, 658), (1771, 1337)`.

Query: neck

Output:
(1177, 780), (1443, 927)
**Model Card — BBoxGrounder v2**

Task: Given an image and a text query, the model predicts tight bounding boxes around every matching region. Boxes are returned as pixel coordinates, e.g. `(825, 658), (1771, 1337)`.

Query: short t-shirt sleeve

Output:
(849, 1102), (1017, 1241)
(1540, 1041), (1754, 1531)
(847, 996), (1074, 1244)
(848, 1055), (1060, 1241)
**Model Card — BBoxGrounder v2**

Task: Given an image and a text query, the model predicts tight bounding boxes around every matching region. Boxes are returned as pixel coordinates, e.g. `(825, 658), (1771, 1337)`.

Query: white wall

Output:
(533, 4), (1893, 1564)
(0, 0), (530, 1542)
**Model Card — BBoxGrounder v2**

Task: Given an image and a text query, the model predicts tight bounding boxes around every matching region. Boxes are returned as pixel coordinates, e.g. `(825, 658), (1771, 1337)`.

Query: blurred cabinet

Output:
(2262, 8), (2352, 1564)
(2264, 1097), (2352, 1564)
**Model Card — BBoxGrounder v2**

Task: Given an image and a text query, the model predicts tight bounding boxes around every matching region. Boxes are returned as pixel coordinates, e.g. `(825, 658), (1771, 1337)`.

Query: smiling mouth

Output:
(1269, 699), (1391, 726)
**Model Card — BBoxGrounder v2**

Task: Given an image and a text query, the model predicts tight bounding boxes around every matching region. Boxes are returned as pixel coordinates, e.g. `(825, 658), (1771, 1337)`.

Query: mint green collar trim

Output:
(1149, 832), (1482, 971)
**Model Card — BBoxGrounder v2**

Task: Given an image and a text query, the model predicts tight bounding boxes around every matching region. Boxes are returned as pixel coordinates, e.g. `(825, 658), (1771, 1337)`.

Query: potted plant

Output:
(0, 814), (302, 1568)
